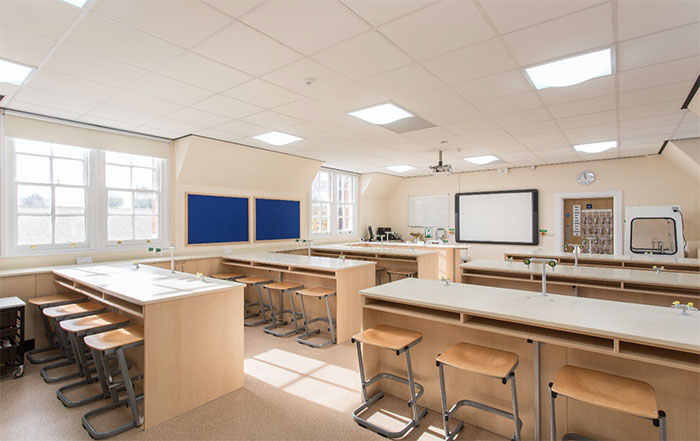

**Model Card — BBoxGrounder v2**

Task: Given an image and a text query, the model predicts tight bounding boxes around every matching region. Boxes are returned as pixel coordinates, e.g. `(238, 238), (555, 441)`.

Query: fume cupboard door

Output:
(563, 197), (614, 254)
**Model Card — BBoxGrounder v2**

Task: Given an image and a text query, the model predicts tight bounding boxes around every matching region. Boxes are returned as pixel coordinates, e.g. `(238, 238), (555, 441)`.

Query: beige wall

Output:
(373, 153), (700, 259)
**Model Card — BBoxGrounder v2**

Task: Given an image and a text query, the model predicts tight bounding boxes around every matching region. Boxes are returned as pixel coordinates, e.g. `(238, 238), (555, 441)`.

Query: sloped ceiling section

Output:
(360, 172), (402, 199)
(667, 137), (700, 178)
(174, 135), (322, 194)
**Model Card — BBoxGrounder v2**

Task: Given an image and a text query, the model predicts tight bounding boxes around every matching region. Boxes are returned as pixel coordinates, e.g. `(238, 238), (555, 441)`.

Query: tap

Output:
(671, 301), (697, 315)
(133, 261), (140, 270)
(168, 246), (176, 274)
(296, 238), (313, 256)
(523, 258), (557, 295)
(440, 276), (450, 286)
(653, 265), (665, 274)
(379, 234), (387, 249)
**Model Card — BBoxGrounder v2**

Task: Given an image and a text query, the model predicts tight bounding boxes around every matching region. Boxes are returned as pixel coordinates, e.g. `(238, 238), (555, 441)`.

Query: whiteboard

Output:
(408, 194), (450, 227)
(456, 190), (538, 244)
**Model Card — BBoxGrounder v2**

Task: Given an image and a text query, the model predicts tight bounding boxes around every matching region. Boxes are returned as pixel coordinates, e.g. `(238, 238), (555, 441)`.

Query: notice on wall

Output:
(573, 205), (581, 237)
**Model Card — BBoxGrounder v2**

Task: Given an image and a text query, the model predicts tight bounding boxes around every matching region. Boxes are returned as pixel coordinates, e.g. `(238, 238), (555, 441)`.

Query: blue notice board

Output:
(186, 193), (249, 245)
(254, 198), (300, 241)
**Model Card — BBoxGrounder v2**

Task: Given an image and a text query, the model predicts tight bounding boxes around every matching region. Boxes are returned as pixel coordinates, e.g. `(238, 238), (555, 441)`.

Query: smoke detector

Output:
(429, 150), (452, 175)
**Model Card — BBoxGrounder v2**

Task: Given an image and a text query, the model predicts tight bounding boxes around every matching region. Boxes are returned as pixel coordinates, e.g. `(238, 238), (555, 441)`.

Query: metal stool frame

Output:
(27, 297), (88, 365)
(352, 336), (427, 438)
(211, 274), (259, 319)
(386, 271), (417, 283)
(263, 285), (304, 337)
(295, 292), (336, 348)
(243, 280), (273, 327)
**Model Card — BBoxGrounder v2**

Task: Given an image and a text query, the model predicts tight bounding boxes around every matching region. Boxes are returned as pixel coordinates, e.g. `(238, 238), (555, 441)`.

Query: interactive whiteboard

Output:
(408, 194), (450, 227)
(456, 189), (538, 245)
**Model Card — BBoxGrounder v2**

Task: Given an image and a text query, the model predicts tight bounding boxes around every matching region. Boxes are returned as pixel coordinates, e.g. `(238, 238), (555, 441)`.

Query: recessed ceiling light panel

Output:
(348, 103), (413, 125)
(573, 140), (617, 153)
(525, 48), (612, 90)
(386, 165), (415, 173)
(464, 155), (500, 165)
(0, 59), (33, 85)
(59, 0), (89, 7)
(253, 131), (302, 146)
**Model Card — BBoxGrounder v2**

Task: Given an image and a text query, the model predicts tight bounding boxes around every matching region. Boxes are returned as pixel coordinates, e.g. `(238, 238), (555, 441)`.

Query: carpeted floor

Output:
(0, 326), (505, 441)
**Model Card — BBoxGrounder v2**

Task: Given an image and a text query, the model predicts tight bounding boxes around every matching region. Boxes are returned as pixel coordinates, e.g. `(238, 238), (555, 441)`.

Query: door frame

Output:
(555, 191), (622, 254)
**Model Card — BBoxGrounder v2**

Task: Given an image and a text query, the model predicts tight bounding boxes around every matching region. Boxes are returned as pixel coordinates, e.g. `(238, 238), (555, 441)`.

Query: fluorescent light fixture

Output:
(464, 155), (500, 165)
(253, 131), (302, 146)
(525, 48), (611, 90)
(386, 165), (415, 173)
(573, 140), (617, 153)
(0, 59), (33, 85)
(348, 103), (412, 125)
(59, 0), (89, 7)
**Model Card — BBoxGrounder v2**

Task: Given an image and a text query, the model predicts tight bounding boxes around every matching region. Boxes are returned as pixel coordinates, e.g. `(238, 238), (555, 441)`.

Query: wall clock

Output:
(577, 170), (595, 185)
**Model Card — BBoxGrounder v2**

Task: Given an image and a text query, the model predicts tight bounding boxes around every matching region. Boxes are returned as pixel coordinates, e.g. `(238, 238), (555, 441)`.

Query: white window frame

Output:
(1, 137), (169, 257)
(309, 169), (358, 238)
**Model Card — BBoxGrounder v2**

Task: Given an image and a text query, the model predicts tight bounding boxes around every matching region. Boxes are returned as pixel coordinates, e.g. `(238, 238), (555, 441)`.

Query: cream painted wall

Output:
(358, 173), (402, 239)
(377, 154), (700, 259)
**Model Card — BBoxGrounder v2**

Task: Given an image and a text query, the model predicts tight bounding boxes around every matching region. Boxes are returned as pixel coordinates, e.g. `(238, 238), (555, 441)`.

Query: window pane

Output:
(312, 172), (331, 202)
(14, 138), (51, 155)
(106, 164), (131, 188)
(131, 155), (156, 168)
(108, 191), (133, 214)
(134, 192), (156, 214)
(337, 204), (354, 233)
(18, 185), (51, 214)
(55, 216), (85, 243)
(132, 167), (155, 190)
(134, 215), (158, 240)
(312, 202), (330, 234)
(55, 187), (85, 215)
(53, 158), (84, 185)
(108, 216), (133, 241)
(52, 144), (86, 159)
(105, 151), (133, 165)
(17, 216), (52, 245)
(16, 154), (50, 183)
(337, 175), (354, 203)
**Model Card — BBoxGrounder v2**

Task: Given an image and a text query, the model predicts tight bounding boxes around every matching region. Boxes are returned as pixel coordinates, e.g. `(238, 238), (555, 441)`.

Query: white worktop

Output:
(313, 243), (439, 257)
(346, 241), (471, 250)
(360, 278), (700, 353)
(223, 251), (375, 271)
(54, 263), (243, 306)
(506, 249), (700, 266)
(0, 296), (26, 309)
(462, 259), (700, 289)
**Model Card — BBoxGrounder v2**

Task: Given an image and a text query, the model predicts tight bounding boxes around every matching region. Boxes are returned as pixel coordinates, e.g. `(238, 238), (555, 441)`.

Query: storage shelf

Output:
(363, 298), (461, 325)
(618, 341), (700, 372)
(54, 279), (144, 318)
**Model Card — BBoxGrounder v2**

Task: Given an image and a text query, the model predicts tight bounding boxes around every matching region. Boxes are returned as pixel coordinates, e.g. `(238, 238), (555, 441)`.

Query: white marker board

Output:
(456, 189), (538, 245)
(408, 194), (450, 227)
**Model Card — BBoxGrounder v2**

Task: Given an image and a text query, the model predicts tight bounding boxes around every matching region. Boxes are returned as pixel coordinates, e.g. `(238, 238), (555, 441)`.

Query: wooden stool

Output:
(351, 325), (427, 438)
(26, 293), (86, 364)
(238, 277), (273, 326)
(82, 325), (144, 440)
(375, 266), (385, 285)
(386, 270), (417, 282)
(40, 301), (106, 383)
(295, 287), (336, 348)
(548, 365), (666, 441)
(436, 342), (522, 441)
(57, 313), (130, 407)
(263, 282), (304, 337)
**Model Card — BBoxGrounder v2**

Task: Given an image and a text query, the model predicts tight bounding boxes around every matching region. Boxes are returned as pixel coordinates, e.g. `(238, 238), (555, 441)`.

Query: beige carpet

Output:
(0, 326), (505, 441)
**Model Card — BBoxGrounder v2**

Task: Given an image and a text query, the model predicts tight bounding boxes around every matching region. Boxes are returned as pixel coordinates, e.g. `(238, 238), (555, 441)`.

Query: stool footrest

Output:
(40, 359), (81, 383)
(353, 388), (427, 439)
(81, 393), (144, 440)
(562, 434), (595, 441)
(361, 372), (425, 404)
(449, 398), (521, 425)
(26, 345), (63, 365)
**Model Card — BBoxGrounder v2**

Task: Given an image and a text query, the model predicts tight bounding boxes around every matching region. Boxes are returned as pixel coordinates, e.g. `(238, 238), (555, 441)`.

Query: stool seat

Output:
(552, 365), (658, 419)
(59, 313), (130, 333)
(297, 287), (335, 297)
(238, 277), (272, 285)
(43, 301), (105, 318)
(84, 325), (144, 351)
(437, 342), (518, 379)
(353, 325), (421, 352)
(29, 292), (84, 306)
(385, 270), (415, 276)
(210, 272), (244, 280)
(264, 281), (304, 290)
(376, 266), (385, 271)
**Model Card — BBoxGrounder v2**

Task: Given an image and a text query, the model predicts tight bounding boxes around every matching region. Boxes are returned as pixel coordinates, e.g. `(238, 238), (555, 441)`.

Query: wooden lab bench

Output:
(504, 250), (700, 273)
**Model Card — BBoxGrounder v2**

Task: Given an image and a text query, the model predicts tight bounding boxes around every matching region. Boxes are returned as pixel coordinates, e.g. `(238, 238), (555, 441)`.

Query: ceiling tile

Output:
(503, 3), (613, 65)
(242, 0), (367, 55)
(619, 142), (662, 155)
(86, 104), (158, 126)
(361, 63), (443, 99)
(339, 0), (438, 26)
(28, 69), (120, 103)
(241, 110), (302, 129)
(506, 120), (561, 137)
(475, 91), (542, 116)
(64, 13), (182, 70)
(273, 98), (336, 121)
(201, 0), (266, 18)
(9, 101), (82, 121)
(156, 52), (251, 93)
(126, 73), (213, 106)
(492, 107), (551, 126)
(215, 120), (268, 137)
(167, 107), (231, 128)
(107, 92), (183, 116)
(192, 94), (263, 119)
(139, 118), (204, 136)
(538, 75), (615, 105)
(562, 122), (617, 141)
(479, 0), (602, 34)
(378, 0), (494, 60)
(394, 87), (472, 116)
(419, 103), (484, 126)
(224, 79), (302, 109)
(0, 25), (55, 66)
(44, 45), (148, 88)
(313, 31), (412, 80)
(262, 58), (350, 96)
(443, 117), (500, 136)
(92, 0), (232, 48)
(547, 94), (616, 119)
(617, 22), (700, 71)
(619, 113), (684, 129)
(618, 100), (683, 121)
(0, 0), (80, 41)
(313, 82), (386, 112)
(619, 123), (678, 139)
(557, 110), (617, 129)
(369, 133), (412, 147)
(453, 69), (532, 103)
(618, 56), (700, 92)
(284, 122), (334, 138)
(423, 38), (516, 85)
(192, 22), (302, 76)
(13, 87), (98, 114)
(194, 128), (244, 143)
(617, 0), (700, 41)
(78, 115), (139, 131)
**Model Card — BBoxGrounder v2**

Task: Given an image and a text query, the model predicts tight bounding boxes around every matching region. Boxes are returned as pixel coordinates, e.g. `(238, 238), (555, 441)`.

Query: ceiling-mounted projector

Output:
(429, 150), (452, 175)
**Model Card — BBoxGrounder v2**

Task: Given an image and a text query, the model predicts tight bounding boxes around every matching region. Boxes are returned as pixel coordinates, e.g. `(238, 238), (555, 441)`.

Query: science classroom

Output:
(0, 1), (699, 441)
